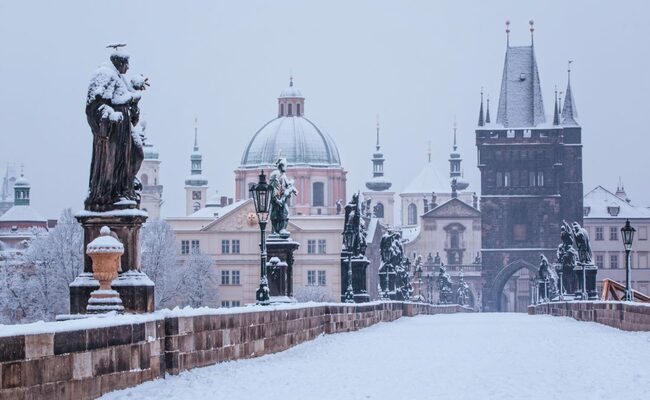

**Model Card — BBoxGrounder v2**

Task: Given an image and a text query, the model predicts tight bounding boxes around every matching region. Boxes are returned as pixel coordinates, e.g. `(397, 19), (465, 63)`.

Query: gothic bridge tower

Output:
(476, 21), (583, 311)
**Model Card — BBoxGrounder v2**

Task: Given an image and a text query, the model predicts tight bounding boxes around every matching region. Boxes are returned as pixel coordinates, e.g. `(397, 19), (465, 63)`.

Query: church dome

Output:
(14, 175), (29, 187)
(240, 80), (341, 168)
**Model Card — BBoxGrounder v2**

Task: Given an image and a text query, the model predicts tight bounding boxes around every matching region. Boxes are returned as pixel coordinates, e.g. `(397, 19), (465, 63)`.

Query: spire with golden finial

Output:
(478, 87), (485, 126)
(505, 20), (511, 47)
(529, 20), (535, 46)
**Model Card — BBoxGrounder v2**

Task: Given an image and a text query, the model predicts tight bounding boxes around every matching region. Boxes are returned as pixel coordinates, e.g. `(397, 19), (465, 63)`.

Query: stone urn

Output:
(86, 226), (125, 313)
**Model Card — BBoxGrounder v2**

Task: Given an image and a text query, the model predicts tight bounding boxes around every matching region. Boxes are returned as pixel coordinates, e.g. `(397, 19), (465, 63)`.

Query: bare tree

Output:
(294, 285), (335, 303)
(178, 249), (219, 308)
(140, 219), (181, 309)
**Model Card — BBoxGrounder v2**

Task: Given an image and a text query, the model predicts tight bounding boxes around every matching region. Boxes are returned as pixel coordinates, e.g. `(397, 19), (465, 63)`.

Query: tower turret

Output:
(365, 119), (392, 191)
(448, 120), (469, 191)
(185, 118), (208, 215)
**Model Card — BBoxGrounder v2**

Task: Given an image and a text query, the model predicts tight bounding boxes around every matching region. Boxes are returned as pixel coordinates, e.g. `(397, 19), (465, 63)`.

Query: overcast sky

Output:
(1, 0), (649, 218)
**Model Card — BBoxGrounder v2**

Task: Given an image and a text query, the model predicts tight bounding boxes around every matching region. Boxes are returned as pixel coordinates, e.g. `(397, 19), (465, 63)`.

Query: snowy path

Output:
(101, 313), (650, 400)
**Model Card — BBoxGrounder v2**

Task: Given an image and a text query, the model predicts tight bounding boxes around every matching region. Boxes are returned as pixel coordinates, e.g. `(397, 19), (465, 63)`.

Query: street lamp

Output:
(342, 224), (356, 303)
(621, 219), (636, 301)
(250, 170), (273, 305)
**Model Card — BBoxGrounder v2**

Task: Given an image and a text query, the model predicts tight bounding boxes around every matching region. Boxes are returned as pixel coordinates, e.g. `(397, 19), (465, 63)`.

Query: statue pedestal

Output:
(573, 263), (598, 300)
(266, 234), (299, 302)
(70, 210), (154, 314)
(340, 253), (370, 303)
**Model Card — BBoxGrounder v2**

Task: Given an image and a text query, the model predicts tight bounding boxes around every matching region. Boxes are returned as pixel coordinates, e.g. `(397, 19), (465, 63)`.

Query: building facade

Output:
(0, 173), (48, 251)
(137, 124), (163, 220)
(477, 23), (583, 311)
(584, 185), (650, 295)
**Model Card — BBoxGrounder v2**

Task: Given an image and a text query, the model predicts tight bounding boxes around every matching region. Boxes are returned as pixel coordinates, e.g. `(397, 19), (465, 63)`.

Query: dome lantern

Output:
(278, 76), (305, 117)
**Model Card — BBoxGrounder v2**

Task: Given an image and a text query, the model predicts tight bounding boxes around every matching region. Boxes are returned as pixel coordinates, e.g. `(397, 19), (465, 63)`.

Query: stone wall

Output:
(0, 302), (470, 399)
(528, 301), (650, 331)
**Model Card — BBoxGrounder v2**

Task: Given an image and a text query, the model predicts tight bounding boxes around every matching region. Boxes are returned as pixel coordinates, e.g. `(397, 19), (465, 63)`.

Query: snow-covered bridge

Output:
(101, 313), (650, 400)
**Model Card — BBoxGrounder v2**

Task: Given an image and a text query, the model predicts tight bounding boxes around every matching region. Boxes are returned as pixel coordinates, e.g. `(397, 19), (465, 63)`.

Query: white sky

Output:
(1, 0), (649, 218)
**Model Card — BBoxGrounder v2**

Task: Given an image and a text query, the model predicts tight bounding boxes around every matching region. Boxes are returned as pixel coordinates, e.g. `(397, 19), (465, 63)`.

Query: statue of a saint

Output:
(269, 158), (298, 237)
(572, 221), (592, 264)
(85, 46), (149, 211)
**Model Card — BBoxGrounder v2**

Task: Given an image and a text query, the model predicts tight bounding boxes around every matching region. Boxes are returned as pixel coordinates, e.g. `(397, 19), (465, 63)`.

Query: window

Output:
(639, 227), (648, 241)
(221, 270), (230, 285)
(536, 172), (544, 187)
(595, 255), (604, 269)
(181, 240), (190, 255)
(374, 202), (384, 218)
(280, 103), (284, 116)
(232, 270), (240, 285)
(318, 239), (326, 254)
(408, 203), (418, 225)
(232, 301), (241, 307)
(639, 253), (649, 269)
(318, 270), (326, 286)
(141, 174), (149, 186)
(297, 103), (301, 116)
(307, 240), (316, 254)
(496, 172), (503, 188)
(610, 254), (618, 269)
(248, 183), (255, 198)
(307, 270), (316, 285)
(450, 232), (460, 249)
(191, 240), (200, 252)
(193, 202), (201, 212)
(288, 103), (293, 116)
(221, 301), (230, 308)
(312, 182), (325, 207)
(232, 240), (240, 254)
(609, 227), (618, 241)
(192, 191), (202, 200)
(595, 227), (604, 241)
(221, 240), (230, 254)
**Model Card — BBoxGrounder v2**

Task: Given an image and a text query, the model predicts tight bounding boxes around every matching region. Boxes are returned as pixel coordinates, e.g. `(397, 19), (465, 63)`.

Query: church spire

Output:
(193, 117), (199, 151)
(505, 20), (510, 47)
(553, 86), (560, 126)
(375, 115), (381, 151)
(561, 60), (579, 126)
(529, 20), (535, 46)
(365, 117), (391, 191)
(485, 94), (491, 124)
(427, 140), (432, 163)
(478, 89), (485, 126)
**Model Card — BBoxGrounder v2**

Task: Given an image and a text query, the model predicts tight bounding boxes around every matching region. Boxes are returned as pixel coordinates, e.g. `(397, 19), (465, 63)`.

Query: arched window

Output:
(312, 182), (324, 207)
(248, 182), (255, 198)
(297, 103), (301, 116)
(193, 202), (200, 212)
(407, 203), (418, 225)
(141, 174), (149, 186)
(288, 103), (293, 116)
(374, 202), (384, 218)
(280, 103), (284, 116)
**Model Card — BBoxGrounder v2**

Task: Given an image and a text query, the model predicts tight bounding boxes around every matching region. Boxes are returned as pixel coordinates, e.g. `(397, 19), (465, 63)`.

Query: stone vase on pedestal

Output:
(86, 226), (124, 313)
(340, 252), (370, 303)
(70, 210), (154, 314)
(266, 234), (300, 303)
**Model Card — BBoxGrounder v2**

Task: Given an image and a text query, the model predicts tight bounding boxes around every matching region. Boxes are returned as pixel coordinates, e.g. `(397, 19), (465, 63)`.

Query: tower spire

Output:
(478, 88), (485, 126)
(553, 85), (560, 126)
(365, 118), (391, 191)
(453, 117), (458, 151)
(505, 20), (510, 47)
(193, 117), (199, 151)
(529, 20), (535, 46)
(376, 115), (380, 151)
(561, 60), (579, 125)
(485, 94), (491, 124)
(427, 140), (432, 163)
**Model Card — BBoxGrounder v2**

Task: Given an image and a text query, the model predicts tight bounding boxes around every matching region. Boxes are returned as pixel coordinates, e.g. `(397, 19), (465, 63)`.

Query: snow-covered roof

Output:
(189, 199), (247, 219)
(401, 226), (420, 243)
(561, 76), (579, 126)
(583, 186), (650, 219)
(279, 82), (304, 99)
(402, 162), (449, 195)
(496, 45), (545, 128)
(240, 116), (341, 168)
(0, 205), (47, 223)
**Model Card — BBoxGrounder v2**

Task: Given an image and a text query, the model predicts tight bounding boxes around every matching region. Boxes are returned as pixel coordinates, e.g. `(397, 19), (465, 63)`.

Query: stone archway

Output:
(488, 259), (537, 312)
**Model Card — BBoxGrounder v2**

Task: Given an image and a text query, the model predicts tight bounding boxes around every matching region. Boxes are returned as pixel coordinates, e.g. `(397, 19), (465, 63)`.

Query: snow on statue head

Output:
(276, 157), (287, 172)
(107, 43), (130, 74)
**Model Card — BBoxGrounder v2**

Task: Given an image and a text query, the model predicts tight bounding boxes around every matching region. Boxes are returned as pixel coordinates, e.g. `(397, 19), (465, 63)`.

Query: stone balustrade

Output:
(0, 302), (471, 399)
(528, 301), (650, 331)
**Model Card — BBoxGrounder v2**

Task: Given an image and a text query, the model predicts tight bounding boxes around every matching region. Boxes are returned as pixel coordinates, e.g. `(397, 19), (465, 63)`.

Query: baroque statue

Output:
(538, 254), (559, 301)
(85, 45), (149, 212)
(343, 193), (367, 257)
(269, 158), (298, 237)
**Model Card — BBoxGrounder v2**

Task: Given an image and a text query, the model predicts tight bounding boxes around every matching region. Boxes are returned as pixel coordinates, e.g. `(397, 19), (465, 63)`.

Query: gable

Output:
(422, 198), (480, 219)
(202, 200), (258, 232)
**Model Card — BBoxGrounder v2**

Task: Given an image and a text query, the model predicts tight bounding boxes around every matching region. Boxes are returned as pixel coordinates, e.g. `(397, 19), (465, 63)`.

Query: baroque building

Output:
(0, 172), (48, 251)
(137, 124), (163, 219)
(477, 22), (583, 311)
(234, 79), (347, 216)
(362, 119), (395, 227)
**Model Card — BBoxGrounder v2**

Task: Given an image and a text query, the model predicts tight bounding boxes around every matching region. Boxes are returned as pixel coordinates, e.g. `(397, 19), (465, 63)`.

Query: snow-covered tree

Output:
(178, 249), (219, 308)
(140, 219), (181, 309)
(17, 208), (84, 321)
(294, 285), (335, 303)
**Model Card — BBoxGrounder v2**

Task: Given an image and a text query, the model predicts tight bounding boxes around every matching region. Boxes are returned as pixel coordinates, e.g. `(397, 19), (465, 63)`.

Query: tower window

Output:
(374, 202), (384, 218)
(408, 203), (418, 225)
(193, 202), (200, 212)
(297, 103), (301, 116)
(280, 103), (284, 116)
(288, 103), (293, 116)
(313, 182), (324, 207)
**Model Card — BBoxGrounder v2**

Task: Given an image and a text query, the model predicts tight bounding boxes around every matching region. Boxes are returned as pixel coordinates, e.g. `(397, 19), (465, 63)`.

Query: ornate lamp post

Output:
(250, 170), (273, 305)
(621, 219), (636, 301)
(342, 223), (355, 303)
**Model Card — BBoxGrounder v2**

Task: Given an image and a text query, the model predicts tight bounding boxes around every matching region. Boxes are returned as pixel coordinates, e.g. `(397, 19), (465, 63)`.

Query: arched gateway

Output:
(485, 259), (538, 312)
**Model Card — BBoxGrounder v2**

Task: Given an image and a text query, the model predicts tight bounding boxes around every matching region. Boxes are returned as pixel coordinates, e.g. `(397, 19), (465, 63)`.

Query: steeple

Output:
(615, 178), (631, 203)
(553, 86), (560, 126)
(193, 118), (199, 152)
(477, 89), (485, 126)
(13, 169), (31, 206)
(365, 117), (391, 191)
(278, 77), (305, 117)
(449, 120), (469, 191)
(185, 118), (208, 187)
(561, 61), (579, 126)
(485, 94), (491, 124)
(427, 140), (432, 163)
(496, 21), (545, 128)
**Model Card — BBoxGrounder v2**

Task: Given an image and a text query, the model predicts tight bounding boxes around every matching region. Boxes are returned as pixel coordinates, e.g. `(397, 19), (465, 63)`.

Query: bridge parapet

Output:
(528, 301), (650, 331)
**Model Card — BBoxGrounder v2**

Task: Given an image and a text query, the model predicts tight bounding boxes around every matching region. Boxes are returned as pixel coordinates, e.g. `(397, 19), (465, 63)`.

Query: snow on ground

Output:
(101, 313), (650, 400)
